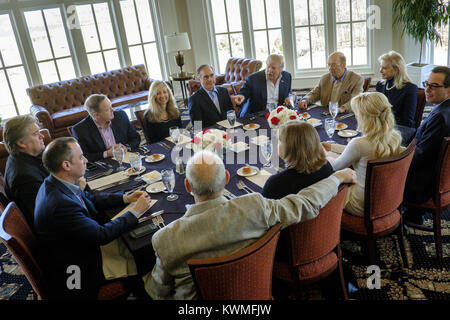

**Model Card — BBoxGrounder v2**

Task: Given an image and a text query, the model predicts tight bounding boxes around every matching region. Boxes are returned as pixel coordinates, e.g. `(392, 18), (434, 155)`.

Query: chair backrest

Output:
(364, 140), (417, 221)
(414, 88), (426, 129)
(0, 202), (48, 299)
(0, 173), (10, 210)
(436, 137), (450, 204)
(288, 185), (348, 266)
(188, 223), (282, 300)
(363, 77), (371, 92)
(222, 58), (263, 83)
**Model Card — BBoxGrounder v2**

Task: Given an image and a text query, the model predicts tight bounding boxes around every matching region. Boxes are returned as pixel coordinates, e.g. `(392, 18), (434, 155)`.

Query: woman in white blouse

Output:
(322, 92), (403, 216)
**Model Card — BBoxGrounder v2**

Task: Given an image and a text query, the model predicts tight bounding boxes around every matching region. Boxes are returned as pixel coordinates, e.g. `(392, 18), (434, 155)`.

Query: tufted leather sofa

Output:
(27, 65), (154, 138)
(187, 57), (262, 96)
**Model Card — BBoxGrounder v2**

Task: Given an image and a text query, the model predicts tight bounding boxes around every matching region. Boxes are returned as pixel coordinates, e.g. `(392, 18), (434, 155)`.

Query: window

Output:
(0, 13), (30, 118)
(249, 0), (283, 67)
(76, 2), (121, 74)
(210, 0), (244, 73)
(433, 23), (449, 66)
(119, 0), (162, 79)
(24, 8), (76, 84)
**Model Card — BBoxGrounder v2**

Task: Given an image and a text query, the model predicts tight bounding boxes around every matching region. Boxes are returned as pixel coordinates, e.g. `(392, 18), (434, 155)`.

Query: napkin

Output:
(88, 171), (128, 190)
(111, 199), (158, 220)
(216, 119), (243, 129)
(250, 135), (269, 145)
(101, 238), (137, 280)
(229, 141), (249, 153)
(142, 170), (162, 183)
(307, 118), (322, 127)
(166, 134), (191, 145)
(331, 143), (346, 154)
(245, 169), (272, 188)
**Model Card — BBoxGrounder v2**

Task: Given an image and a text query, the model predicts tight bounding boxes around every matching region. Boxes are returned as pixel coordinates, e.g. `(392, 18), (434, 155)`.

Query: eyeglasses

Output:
(422, 81), (447, 89)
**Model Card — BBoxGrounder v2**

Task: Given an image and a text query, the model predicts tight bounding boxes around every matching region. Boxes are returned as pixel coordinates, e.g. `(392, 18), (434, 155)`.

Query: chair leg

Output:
(433, 209), (443, 263)
(395, 219), (409, 269)
(337, 246), (349, 300)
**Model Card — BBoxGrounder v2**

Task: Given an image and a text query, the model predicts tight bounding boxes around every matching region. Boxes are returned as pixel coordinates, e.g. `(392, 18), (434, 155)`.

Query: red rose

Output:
(271, 117), (280, 125)
(223, 134), (231, 140)
(276, 107), (284, 113)
(202, 129), (211, 134)
(289, 115), (297, 120)
(192, 137), (201, 144)
(265, 113), (270, 119)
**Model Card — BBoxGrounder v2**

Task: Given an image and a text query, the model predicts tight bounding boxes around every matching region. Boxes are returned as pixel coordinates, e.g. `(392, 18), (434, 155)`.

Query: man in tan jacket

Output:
(299, 52), (364, 113)
(145, 150), (356, 300)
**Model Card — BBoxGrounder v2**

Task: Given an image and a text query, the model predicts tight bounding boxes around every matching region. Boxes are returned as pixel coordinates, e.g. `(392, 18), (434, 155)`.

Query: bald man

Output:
(145, 150), (356, 300)
(299, 52), (364, 113)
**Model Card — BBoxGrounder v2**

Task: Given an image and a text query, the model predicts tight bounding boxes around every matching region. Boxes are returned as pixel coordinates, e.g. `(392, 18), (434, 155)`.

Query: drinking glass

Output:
(261, 141), (273, 168)
(169, 126), (180, 144)
(329, 101), (339, 119)
(324, 118), (336, 143)
(129, 152), (143, 180)
(161, 169), (178, 201)
(227, 110), (236, 128)
(113, 145), (126, 171)
(288, 93), (297, 108)
(267, 103), (276, 113)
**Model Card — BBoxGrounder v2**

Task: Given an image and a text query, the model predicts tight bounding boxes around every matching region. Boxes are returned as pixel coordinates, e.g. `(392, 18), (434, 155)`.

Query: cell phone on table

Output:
(130, 223), (158, 239)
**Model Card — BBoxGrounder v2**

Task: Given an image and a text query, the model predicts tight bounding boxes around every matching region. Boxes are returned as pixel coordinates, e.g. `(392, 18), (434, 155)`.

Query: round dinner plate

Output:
(146, 181), (166, 193)
(145, 154), (165, 163)
(243, 123), (260, 130)
(335, 122), (348, 130)
(237, 166), (259, 177)
(300, 112), (311, 120)
(125, 166), (146, 176)
(337, 129), (358, 138)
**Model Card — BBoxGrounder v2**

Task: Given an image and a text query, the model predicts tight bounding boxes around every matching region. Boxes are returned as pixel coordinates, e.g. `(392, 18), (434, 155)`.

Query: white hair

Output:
(186, 151), (226, 197)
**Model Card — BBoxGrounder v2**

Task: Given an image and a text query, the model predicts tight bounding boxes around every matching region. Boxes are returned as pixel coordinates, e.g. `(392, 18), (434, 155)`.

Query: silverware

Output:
(158, 142), (170, 150)
(307, 104), (319, 110)
(125, 184), (146, 195)
(337, 113), (355, 120)
(138, 210), (164, 224)
(86, 168), (113, 182)
(96, 177), (131, 191)
(236, 180), (253, 194)
(223, 189), (236, 199)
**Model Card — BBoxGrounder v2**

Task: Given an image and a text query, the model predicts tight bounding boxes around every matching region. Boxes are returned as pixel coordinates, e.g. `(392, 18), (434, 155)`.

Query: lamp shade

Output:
(165, 32), (191, 53)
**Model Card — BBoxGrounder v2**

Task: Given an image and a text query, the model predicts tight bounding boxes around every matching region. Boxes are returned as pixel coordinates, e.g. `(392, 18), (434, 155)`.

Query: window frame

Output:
(432, 23), (450, 67)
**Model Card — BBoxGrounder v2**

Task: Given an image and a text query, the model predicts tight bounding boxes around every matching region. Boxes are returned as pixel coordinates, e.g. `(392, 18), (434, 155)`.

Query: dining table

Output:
(86, 104), (359, 275)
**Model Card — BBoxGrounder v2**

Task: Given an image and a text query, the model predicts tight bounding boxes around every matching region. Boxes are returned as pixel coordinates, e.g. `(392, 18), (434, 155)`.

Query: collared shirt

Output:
(333, 69), (347, 83)
(94, 119), (116, 159)
(266, 71), (282, 105)
(204, 87), (221, 114)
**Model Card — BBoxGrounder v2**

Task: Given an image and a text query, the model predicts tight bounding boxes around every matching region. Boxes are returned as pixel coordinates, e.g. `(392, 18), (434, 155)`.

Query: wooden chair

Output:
(404, 137), (450, 262)
(0, 202), (129, 300)
(188, 223), (282, 300)
(134, 110), (150, 144)
(341, 140), (417, 267)
(273, 185), (349, 300)
(414, 88), (426, 129)
(0, 173), (10, 210)
(363, 77), (371, 92)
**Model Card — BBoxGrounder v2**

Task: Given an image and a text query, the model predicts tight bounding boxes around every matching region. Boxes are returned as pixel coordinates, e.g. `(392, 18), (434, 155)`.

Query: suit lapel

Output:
(278, 73), (288, 105)
(199, 88), (222, 118)
(86, 117), (107, 150)
(260, 73), (267, 105)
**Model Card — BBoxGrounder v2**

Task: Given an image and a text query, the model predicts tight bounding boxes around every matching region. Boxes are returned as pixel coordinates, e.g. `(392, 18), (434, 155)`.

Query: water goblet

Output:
(169, 126), (180, 144)
(129, 152), (143, 181)
(227, 110), (236, 129)
(267, 103), (276, 113)
(261, 141), (273, 168)
(289, 93), (297, 108)
(324, 118), (336, 143)
(113, 145), (126, 171)
(161, 169), (178, 201)
(329, 101), (339, 119)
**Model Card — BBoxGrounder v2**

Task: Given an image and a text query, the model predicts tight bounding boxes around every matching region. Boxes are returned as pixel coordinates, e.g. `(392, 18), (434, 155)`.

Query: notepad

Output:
(245, 169), (272, 188)
(88, 171), (128, 190)
(216, 119), (243, 129)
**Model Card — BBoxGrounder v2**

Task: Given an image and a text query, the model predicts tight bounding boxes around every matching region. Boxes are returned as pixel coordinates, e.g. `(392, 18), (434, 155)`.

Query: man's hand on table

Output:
(106, 143), (127, 158)
(130, 192), (152, 217)
(333, 168), (356, 185)
(298, 99), (308, 110)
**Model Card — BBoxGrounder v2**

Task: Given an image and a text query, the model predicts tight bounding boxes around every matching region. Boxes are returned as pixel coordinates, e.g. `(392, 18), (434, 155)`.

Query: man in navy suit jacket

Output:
(404, 66), (450, 222)
(188, 65), (241, 128)
(72, 94), (140, 162)
(235, 54), (292, 117)
(34, 137), (152, 299)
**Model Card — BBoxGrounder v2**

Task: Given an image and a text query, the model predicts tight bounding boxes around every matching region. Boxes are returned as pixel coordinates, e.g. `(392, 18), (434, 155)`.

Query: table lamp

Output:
(165, 32), (191, 77)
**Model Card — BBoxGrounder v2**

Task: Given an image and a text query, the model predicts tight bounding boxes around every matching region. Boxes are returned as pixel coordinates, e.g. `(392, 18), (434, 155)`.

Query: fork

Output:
(86, 168), (113, 182)
(236, 180), (254, 194)
(158, 142), (170, 150)
(223, 189), (236, 199)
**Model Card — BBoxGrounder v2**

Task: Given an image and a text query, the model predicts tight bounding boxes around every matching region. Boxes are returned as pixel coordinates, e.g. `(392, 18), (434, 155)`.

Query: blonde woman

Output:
(144, 80), (181, 143)
(323, 92), (403, 217)
(262, 120), (334, 262)
(376, 51), (418, 128)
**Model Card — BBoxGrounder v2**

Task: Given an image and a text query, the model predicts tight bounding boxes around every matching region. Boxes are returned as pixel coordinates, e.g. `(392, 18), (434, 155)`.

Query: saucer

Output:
(146, 181), (166, 193)
(337, 129), (358, 138)
(125, 167), (146, 176)
(145, 154), (165, 163)
(335, 122), (348, 130)
(237, 166), (259, 177)
(243, 123), (260, 130)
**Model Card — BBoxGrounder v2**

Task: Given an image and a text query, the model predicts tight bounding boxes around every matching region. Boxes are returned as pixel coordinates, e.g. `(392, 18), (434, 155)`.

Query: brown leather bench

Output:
(27, 65), (155, 138)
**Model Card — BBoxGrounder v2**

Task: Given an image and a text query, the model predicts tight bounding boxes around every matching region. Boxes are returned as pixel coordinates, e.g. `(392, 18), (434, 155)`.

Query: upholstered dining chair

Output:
(341, 140), (417, 267)
(0, 174), (9, 210)
(272, 185), (349, 300)
(0, 202), (129, 300)
(187, 223), (282, 300)
(363, 77), (371, 92)
(414, 88), (426, 129)
(134, 110), (150, 144)
(403, 137), (450, 262)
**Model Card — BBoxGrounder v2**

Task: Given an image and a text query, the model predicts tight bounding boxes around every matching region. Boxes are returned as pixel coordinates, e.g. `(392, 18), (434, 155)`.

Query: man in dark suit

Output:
(34, 137), (152, 299)
(3, 115), (49, 229)
(235, 54), (292, 117)
(72, 94), (140, 162)
(188, 65), (241, 128)
(404, 66), (450, 223)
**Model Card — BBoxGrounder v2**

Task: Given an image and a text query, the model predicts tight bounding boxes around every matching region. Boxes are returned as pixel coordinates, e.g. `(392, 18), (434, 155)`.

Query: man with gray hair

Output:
(3, 115), (49, 228)
(235, 54), (292, 116)
(299, 52), (364, 113)
(145, 150), (356, 299)
(72, 94), (140, 162)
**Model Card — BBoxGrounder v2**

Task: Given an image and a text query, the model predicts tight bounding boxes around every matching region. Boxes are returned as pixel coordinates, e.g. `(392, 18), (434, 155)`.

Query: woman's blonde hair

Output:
(278, 120), (327, 174)
(378, 51), (411, 89)
(351, 92), (403, 158)
(147, 81), (179, 122)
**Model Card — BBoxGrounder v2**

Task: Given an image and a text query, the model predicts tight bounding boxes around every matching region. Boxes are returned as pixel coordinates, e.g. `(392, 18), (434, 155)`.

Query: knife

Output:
(95, 177), (131, 191)
(337, 113), (355, 120)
